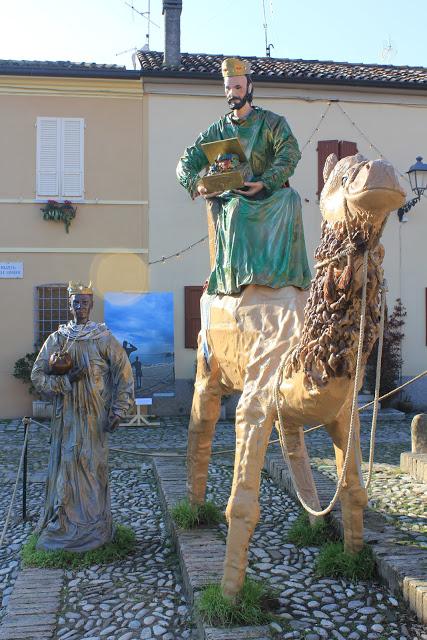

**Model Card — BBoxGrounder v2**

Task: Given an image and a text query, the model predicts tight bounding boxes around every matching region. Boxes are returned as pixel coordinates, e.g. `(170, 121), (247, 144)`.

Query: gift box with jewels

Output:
(199, 137), (252, 194)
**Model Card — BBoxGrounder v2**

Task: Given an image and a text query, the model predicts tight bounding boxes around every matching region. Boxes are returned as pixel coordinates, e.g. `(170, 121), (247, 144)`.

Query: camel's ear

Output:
(323, 153), (338, 183)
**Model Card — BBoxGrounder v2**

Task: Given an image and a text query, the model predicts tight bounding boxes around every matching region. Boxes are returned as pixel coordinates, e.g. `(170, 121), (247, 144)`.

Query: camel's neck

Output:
(284, 219), (384, 390)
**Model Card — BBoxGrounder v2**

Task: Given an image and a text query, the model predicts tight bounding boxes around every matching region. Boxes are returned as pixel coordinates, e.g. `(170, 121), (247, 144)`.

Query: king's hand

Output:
(234, 181), (264, 197)
(104, 415), (120, 433)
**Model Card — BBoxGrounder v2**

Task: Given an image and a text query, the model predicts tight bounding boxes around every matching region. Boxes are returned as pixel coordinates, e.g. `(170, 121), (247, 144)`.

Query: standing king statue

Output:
(31, 281), (134, 552)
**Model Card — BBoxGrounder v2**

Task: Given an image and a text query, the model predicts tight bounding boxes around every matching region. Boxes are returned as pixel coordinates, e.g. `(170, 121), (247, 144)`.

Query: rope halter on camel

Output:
(274, 247), (372, 517)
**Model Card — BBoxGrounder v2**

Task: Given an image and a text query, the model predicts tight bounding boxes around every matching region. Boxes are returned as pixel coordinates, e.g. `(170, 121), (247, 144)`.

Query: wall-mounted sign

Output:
(0, 262), (24, 279)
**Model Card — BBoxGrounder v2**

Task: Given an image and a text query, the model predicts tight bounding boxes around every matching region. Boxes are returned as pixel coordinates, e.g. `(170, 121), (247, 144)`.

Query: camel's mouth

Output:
(343, 160), (406, 211)
(345, 186), (406, 211)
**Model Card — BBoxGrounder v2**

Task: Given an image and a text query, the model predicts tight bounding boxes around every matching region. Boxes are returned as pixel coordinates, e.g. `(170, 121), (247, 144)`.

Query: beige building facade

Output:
(0, 63), (147, 417)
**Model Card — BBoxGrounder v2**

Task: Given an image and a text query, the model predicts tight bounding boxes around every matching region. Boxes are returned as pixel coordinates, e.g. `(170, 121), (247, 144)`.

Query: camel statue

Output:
(187, 153), (405, 599)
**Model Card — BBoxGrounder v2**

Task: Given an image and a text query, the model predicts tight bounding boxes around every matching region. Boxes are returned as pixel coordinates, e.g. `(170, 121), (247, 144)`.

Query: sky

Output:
(0, 0), (425, 69)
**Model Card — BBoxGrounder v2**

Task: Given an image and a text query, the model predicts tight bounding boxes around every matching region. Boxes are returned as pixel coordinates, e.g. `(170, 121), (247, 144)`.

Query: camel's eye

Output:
(342, 175), (348, 186)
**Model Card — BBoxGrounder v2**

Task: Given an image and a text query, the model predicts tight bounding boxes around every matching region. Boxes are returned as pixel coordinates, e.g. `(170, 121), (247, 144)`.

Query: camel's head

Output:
(320, 154), (406, 231)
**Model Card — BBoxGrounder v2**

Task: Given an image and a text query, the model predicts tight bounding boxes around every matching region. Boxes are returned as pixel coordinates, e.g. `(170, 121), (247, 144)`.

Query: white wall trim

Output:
(0, 247), (148, 254)
(142, 81), (427, 108)
(0, 199), (148, 205)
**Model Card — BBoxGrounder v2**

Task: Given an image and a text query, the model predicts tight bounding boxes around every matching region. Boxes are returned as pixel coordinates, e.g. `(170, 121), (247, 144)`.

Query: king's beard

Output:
(227, 93), (250, 111)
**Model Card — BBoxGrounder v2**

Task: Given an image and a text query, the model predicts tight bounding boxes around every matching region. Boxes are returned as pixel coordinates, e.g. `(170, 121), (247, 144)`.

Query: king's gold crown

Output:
(67, 281), (93, 296)
(221, 57), (252, 78)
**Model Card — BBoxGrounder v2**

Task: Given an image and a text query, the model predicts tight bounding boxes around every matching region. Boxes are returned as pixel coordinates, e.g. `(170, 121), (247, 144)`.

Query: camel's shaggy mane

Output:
(284, 217), (385, 389)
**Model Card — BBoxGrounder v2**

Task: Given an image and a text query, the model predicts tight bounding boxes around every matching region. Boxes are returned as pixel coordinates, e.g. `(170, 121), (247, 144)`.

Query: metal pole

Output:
(22, 417), (30, 521)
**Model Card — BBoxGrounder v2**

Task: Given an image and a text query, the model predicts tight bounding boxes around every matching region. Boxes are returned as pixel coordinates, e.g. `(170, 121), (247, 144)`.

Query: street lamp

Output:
(397, 156), (427, 222)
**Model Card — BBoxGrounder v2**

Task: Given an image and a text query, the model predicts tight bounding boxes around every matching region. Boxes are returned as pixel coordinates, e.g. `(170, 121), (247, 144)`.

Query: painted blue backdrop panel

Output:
(104, 292), (175, 397)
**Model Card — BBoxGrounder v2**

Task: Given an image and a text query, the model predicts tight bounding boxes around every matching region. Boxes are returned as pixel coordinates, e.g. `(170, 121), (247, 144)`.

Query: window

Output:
(317, 140), (358, 196)
(36, 117), (84, 199)
(184, 286), (203, 349)
(35, 284), (72, 346)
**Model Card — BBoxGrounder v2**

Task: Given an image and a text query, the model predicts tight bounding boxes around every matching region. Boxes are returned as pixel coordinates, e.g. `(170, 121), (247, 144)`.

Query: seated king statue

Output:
(31, 281), (134, 552)
(176, 57), (311, 295)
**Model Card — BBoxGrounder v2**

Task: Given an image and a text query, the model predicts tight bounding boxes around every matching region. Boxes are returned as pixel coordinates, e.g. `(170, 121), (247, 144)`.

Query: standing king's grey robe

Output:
(31, 321), (134, 552)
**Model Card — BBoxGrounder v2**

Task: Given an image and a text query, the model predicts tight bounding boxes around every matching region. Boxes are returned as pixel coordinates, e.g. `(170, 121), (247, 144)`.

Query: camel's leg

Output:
(282, 421), (321, 524)
(187, 339), (222, 505)
(221, 378), (274, 599)
(326, 407), (368, 553)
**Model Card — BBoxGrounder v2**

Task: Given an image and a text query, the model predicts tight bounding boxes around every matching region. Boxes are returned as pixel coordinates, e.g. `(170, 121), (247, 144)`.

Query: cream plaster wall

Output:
(146, 80), (427, 385)
(0, 77), (148, 417)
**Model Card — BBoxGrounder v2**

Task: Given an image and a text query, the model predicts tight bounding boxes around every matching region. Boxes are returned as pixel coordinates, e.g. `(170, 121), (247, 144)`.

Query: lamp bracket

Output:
(397, 195), (420, 222)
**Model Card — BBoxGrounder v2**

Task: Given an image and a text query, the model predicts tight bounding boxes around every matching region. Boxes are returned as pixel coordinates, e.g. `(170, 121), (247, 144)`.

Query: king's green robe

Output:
(177, 106), (311, 294)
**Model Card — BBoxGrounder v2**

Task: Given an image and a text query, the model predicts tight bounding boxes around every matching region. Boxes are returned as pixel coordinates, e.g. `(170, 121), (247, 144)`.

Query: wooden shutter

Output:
(339, 140), (358, 159)
(185, 286), (203, 349)
(36, 117), (60, 197)
(62, 118), (84, 198)
(317, 140), (339, 196)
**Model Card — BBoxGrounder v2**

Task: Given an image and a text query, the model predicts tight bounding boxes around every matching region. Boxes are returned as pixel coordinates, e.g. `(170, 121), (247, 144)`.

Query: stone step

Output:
(0, 569), (63, 640)
(152, 457), (272, 640)
(264, 452), (427, 625)
(400, 451), (427, 483)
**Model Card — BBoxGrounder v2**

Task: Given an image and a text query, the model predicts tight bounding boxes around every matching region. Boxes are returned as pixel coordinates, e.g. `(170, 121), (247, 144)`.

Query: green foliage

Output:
(287, 512), (338, 547)
(12, 351), (40, 396)
(314, 542), (375, 581)
(196, 577), (276, 627)
(40, 200), (76, 233)
(21, 524), (135, 569)
(365, 298), (406, 407)
(171, 499), (224, 529)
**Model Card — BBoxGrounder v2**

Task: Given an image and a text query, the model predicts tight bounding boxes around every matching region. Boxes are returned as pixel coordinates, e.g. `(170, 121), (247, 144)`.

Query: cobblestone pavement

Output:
(0, 415), (426, 639)
(303, 415), (427, 544)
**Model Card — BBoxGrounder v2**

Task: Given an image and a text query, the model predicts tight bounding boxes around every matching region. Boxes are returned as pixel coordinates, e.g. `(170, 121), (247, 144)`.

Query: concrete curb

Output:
(264, 451), (427, 625)
(152, 457), (272, 640)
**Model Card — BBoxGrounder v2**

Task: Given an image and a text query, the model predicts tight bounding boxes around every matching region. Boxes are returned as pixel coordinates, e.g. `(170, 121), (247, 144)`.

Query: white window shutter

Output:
(36, 117), (60, 197)
(61, 118), (84, 198)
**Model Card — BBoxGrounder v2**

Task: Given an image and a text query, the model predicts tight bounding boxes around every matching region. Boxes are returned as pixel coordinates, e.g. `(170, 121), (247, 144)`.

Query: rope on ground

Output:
(274, 249), (369, 517)
(30, 418), (50, 431)
(16, 366), (427, 464)
(0, 419), (30, 549)
(113, 362), (425, 459)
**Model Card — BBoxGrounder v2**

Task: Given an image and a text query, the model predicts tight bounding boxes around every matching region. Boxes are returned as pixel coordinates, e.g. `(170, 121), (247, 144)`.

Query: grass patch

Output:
(287, 512), (337, 547)
(21, 524), (136, 569)
(315, 541), (375, 581)
(171, 499), (224, 529)
(196, 577), (277, 627)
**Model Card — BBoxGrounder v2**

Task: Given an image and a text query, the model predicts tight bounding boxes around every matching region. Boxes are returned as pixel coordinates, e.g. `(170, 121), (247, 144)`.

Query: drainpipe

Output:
(162, 0), (182, 67)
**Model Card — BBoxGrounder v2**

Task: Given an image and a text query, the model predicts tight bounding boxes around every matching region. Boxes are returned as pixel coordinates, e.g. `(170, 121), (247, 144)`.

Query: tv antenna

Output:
(261, 0), (274, 57)
(115, 46), (139, 70)
(124, 0), (160, 50)
(380, 36), (397, 64)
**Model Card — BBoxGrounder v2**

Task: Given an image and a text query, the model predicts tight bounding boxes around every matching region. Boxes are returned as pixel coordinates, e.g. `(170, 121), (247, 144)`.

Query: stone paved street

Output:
(0, 415), (426, 639)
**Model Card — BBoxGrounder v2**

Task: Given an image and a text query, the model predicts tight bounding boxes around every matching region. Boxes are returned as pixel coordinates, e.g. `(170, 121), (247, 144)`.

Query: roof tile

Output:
(0, 59), (140, 79)
(137, 51), (427, 89)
